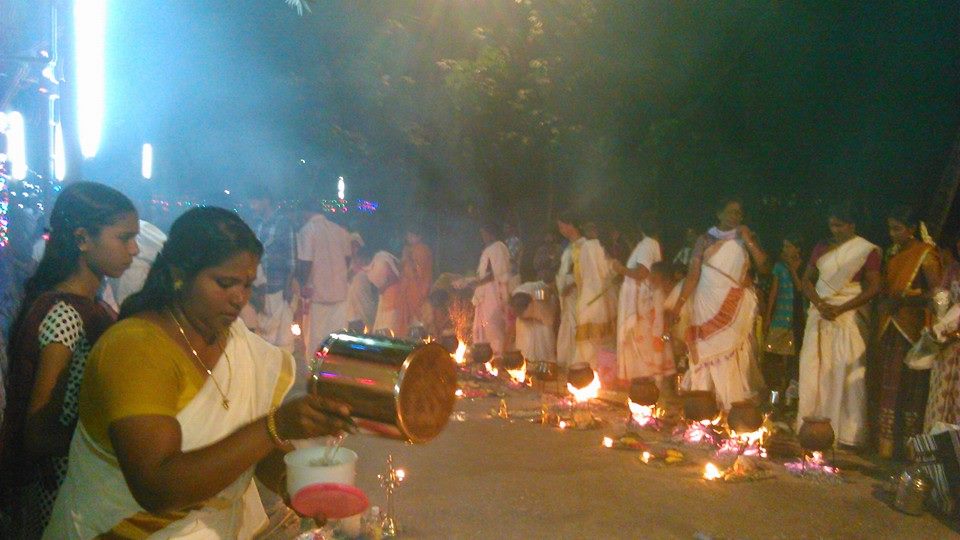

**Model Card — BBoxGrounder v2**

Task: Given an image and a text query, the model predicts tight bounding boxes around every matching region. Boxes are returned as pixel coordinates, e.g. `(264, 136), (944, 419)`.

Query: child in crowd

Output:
(763, 236), (804, 406)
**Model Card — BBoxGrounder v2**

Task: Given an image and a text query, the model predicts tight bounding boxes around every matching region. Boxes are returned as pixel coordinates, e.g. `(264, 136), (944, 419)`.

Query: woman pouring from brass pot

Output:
(44, 207), (354, 539)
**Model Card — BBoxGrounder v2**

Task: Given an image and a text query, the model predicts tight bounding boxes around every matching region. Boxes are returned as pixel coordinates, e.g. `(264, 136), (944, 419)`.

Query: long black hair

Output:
(119, 206), (262, 319)
(887, 204), (921, 229)
(8, 182), (135, 343)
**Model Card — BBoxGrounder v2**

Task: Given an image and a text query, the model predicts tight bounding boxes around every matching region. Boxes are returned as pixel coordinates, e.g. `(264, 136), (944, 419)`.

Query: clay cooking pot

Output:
(497, 351), (525, 371)
(682, 391), (718, 422)
(567, 362), (595, 389)
(530, 361), (558, 382)
(798, 416), (835, 452)
(471, 342), (493, 364)
(727, 400), (764, 433)
(437, 335), (460, 354)
(629, 377), (660, 406)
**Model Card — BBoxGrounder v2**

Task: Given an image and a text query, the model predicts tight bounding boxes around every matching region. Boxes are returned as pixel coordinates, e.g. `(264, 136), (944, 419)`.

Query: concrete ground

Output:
(342, 376), (959, 540)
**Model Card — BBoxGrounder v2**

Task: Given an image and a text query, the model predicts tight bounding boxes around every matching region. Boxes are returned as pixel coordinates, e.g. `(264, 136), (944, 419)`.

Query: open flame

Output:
(290, 323), (302, 336)
(602, 436), (614, 448)
(567, 371), (601, 403)
(703, 462), (724, 480)
(484, 361), (499, 377)
(716, 426), (769, 458)
(640, 451), (653, 463)
(506, 362), (527, 385)
(680, 415), (723, 445)
(627, 399), (662, 428)
(452, 340), (468, 365)
(785, 451), (839, 476)
(558, 420), (568, 430)
(455, 388), (464, 398)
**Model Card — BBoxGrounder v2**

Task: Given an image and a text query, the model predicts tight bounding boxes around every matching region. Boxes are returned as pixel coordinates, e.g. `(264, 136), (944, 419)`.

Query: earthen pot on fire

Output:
(727, 400), (764, 433)
(629, 377), (659, 406)
(567, 362), (595, 389)
(496, 351), (525, 371)
(530, 361), (558, 382)
(437, 335), (459, 354)
(471, 342), (493, 364)
(682, 391), (718, 422)
(798, 416), (835, 451)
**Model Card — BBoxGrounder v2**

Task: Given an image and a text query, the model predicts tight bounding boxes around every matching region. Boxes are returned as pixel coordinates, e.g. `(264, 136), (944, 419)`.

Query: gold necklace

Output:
(169, 309), (232, 410)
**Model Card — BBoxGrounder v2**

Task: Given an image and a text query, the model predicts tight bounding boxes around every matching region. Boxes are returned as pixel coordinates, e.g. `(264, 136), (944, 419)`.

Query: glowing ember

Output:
(506, 362), (527, 385)
(627, 399), (662, 428)
(703, 462), (724, 480)
(602, 436), (614, 448)
(678, 416), (723, 446)
(484, 361), (499, 378)
(290, 323), (302, 336)
(716, 427), (769, 458)
(567, 371), (601, 403)
(785, 451), (840, 477)
(452, 340), (468, 365)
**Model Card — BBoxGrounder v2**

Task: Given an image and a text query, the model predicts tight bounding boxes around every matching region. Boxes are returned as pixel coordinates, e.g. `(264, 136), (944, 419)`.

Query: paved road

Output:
(345, 386), (957, 540)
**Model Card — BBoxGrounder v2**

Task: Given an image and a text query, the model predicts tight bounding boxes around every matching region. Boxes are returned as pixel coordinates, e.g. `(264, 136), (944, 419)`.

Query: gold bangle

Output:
(266, 407), (291, 450)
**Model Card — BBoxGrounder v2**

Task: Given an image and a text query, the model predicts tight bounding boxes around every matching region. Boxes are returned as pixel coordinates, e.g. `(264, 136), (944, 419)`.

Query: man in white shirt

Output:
(296, 211), (353, 368)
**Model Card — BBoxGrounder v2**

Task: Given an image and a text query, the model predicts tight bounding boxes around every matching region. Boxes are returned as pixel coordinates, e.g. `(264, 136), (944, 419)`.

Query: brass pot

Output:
(682, 391), (718, 422)
(567, 362), (595, 389)
(310, 333), (458, 443)
(798, 416), (835, 452)
(727, 400), (764, 433)
(629, 377), (659, 406)
(531, 361), (559, 382)
(471, 342), (493, 364)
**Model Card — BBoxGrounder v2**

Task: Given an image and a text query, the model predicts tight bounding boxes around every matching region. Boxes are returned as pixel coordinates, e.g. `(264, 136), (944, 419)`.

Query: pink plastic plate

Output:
(291, 483), (370, 520)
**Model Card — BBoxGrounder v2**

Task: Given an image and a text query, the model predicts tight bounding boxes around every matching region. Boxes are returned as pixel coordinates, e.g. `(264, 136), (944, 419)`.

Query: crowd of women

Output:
(483, 198), (960, 467)
(1, 179), (960, 537)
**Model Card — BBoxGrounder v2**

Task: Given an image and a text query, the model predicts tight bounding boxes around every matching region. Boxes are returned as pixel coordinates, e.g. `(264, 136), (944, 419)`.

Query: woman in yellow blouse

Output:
(45, 207), (353, 539)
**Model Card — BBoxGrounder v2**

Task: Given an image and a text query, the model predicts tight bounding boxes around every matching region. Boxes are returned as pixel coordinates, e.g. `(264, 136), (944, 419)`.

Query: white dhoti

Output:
(257, 291), (295, 352)
(616, 238), (673, 382)
(797, 305), (869, 446)
(305, 301), (347, 374)
(556, 244), (578, 368)
(514, 282), (557, 363)
(472, 241), (512, 356)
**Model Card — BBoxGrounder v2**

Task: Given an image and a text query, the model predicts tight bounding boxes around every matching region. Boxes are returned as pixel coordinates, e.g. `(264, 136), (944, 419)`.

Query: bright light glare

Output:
(75, 0), (107, 159)
(337, 176), (345, 200)
(6, 111), (27, 180)
(54, 123), (66, 181)
(141, 143), (153, 179)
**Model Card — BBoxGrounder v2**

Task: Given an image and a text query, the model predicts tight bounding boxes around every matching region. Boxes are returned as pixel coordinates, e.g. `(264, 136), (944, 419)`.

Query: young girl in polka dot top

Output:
(0, 182), (139, 538)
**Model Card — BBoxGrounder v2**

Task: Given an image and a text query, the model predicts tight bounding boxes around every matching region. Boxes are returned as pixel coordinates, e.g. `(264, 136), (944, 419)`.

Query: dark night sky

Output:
(3, 0), (959, 267)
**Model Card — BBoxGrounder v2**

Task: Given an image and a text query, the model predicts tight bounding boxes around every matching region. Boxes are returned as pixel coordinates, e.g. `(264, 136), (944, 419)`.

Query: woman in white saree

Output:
(44, 208), (353, 539)
(471, 223), (512, 357)
(673, 200), (768, 411)
(612, 231), (673, 384)
(796, 207), (881, 447)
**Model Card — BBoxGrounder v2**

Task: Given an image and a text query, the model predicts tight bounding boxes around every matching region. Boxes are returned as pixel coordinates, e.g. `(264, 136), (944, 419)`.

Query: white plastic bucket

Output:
(284, 446), (358, 497)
